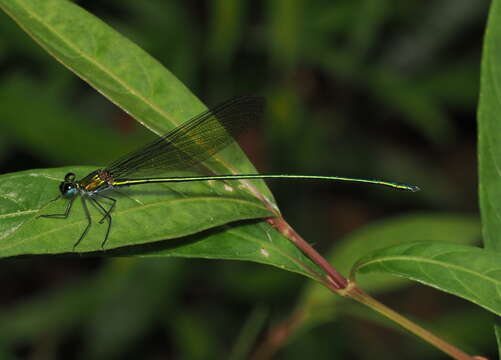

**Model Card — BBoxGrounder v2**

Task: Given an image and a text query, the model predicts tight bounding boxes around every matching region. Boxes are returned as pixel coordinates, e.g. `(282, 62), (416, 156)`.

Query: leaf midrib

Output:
(357, 255), (501, 286)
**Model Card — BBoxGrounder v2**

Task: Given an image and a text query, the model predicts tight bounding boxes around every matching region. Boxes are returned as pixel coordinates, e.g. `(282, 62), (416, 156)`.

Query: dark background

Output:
(0, 1), (493, 359)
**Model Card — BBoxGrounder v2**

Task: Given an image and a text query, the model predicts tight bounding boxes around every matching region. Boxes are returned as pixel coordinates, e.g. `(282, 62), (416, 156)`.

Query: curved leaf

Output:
(329, 213), (481, 293)
(0, 167), (319, 278)
(0, 167), (271, 255)
(479, 0), (501, 251)
(495, 322), (501, 356)
(0, 0), (314, 263)
(352, 242), (501, 316)
(0, 0), (273, 195)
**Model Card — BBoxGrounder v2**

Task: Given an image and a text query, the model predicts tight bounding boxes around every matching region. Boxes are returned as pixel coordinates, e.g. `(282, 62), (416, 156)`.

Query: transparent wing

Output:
(105, 96), (264, 179)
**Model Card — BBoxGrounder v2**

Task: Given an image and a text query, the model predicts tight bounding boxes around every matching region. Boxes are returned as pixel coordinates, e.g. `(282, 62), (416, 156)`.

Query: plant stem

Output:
(266, 216), (347, 289)
(344, 284), (475, 360)
(265, 215), (480, 360)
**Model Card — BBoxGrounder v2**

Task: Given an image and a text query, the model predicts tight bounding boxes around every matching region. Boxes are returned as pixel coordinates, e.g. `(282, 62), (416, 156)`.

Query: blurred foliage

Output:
(0, 0), (492, 359)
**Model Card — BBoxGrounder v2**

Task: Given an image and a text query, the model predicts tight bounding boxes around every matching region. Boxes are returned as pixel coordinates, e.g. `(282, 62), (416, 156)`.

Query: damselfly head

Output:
(59, 172), (78, 198)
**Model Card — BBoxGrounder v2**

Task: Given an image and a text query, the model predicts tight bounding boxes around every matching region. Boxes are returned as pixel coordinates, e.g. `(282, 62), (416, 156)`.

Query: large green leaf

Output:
(0, 0), (269, 182)
(0, 166), (318, 277)
(478, 0), (501, 251)
(0, 167), (271, 255)
(471, 0), (501, 355)
(0, 0), (319, 270)
(328, 213), (481, 293)
(496, 322), (501, 356)
(352, 242), (501, 316)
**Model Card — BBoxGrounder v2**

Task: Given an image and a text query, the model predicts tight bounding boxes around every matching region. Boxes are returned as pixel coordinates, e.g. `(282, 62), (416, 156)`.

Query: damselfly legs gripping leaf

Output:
(39, 96), (419, 250)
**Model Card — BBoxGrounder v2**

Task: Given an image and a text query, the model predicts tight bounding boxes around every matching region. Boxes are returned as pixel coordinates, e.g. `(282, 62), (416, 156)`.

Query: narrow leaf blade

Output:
(0, 167), (272, 255)
(478, 0), (501, 251)
(352, 242), (501, 316)
(0, 0), (273, 195)
(0, 168), (320, 279)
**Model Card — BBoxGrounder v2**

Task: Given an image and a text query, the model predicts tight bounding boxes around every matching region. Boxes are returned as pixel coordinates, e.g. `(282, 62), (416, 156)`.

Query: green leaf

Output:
(0, 0), (274, 197)
(329, 213), (480, 293)
(478, 0), (501, 251)
(0, 0), (272, 194)
(0, 167), (271, 255)
(0, 167), (319, 278)
(352, 242), (501, 316)
(495, 322), (501, 357)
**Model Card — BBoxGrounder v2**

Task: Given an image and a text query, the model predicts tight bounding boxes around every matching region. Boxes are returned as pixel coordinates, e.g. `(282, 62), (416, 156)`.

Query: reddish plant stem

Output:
(264, 215), (482, 360)
(266, 216), (347, 290)
(244, 180), (481, 359)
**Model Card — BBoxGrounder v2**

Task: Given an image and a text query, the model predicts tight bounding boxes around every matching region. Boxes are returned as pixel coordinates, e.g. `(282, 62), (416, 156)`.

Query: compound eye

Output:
(64, 183), (74, 192)
(59, 182), (77, 197)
